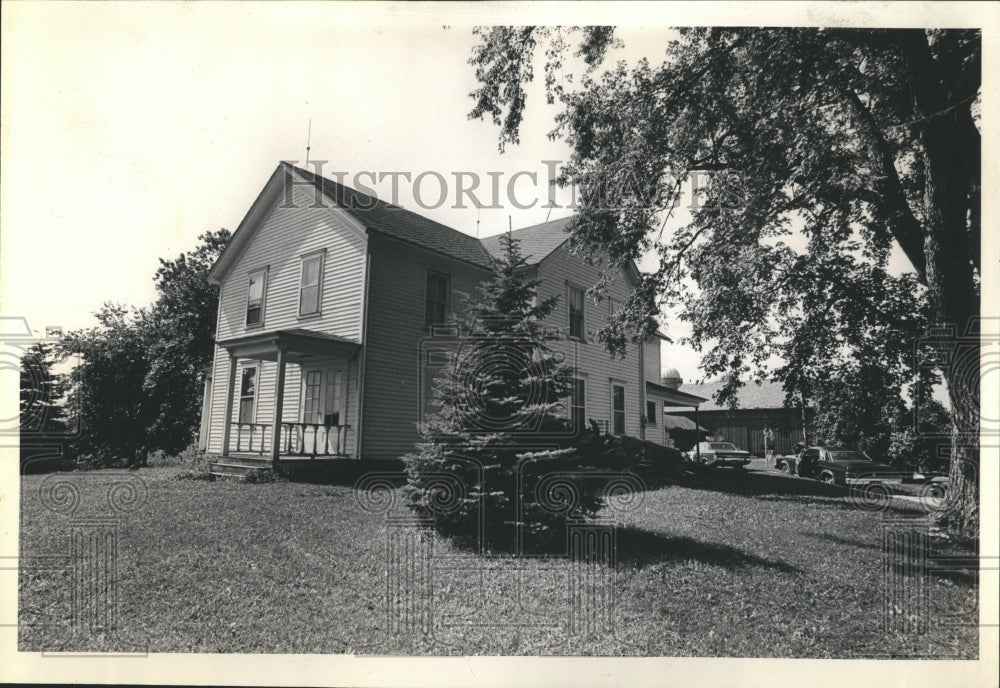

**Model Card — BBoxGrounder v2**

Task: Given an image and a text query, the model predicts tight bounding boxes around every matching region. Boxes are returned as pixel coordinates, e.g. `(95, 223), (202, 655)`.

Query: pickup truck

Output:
(774, 446), (909, 486)
(687, 441), (752, 469)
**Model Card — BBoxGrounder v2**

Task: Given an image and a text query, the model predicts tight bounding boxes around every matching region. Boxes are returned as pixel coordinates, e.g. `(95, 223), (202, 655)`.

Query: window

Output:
(246, 269), (267, 326)
(324, 370), (343, 426)
(568, 286), (585, 339)
(611, 383), (626, 436)
(303, 370), (323, 424)
(571, 378), (586, 432)
(302, 368), (344, 426)
(646, 400), (657, 425)
(425, 270), (450, 327)
(238, 366), (257, 423)
(299, 252), (324, 316)
(608, 297), (617, 320)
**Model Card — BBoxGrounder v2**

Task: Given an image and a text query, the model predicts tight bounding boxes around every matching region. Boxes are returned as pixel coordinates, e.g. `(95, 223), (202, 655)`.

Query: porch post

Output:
(271, 344), (288, 464)
(221, 353), (238, 457)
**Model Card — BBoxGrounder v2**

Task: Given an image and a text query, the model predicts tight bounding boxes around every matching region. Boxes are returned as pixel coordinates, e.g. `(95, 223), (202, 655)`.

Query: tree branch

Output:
(843, 89), (927, 282)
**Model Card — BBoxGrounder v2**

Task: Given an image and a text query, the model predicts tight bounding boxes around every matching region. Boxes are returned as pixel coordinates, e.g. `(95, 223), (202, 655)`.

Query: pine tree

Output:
(402, 232), (605, 552)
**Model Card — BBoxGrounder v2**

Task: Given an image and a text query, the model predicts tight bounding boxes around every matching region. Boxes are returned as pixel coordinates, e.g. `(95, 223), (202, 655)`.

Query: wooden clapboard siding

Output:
(644, 340), (662, 386)
(215, 180), (367, 341)
(534, 242), (644, 439)
(205, 177), (367, 455)
(360, 233), (489, 461)
(642, 341), (670, 445)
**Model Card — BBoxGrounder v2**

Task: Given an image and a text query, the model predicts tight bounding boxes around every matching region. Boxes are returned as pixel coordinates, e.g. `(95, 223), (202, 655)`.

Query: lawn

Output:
(18, 464), (978, 657)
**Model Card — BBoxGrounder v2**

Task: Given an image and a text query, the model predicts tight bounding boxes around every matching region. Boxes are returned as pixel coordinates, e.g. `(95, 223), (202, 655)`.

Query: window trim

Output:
(297, 249), (326, 318)
(238, 363), (259, 424)
(610, 380), (626, 437)
(424, 269), (452, 329)
(245, 267), (269, 329)
(567, 283), (586, 341)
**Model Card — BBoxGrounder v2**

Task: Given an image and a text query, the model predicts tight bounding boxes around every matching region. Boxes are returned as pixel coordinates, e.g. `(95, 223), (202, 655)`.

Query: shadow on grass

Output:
(805, 531), (882, 551)
(615, 525), (802, 573)
(807, 532), (978, 585)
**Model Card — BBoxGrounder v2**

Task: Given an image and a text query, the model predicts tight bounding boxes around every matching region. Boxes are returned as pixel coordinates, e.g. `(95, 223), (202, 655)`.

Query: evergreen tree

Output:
(19, 341), (69, 437)
(403, 232), (604, 552)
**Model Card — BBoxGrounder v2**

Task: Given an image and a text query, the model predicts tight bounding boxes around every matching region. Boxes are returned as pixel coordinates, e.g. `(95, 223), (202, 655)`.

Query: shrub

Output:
(240, 467), (277, 484)
(575, 424), (685, 486)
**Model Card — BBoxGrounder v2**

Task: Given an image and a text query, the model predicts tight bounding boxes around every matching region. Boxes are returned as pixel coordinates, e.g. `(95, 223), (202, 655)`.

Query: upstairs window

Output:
(246, 269), (267, 327)
(299, 252), (325, 316)
(425, 270), (451, 327)
(568, 286), (585, 339)
(646, 400), (657, 425)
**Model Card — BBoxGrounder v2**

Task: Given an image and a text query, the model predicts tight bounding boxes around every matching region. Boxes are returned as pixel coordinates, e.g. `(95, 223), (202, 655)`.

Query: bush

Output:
(575, 424), (685, 486)
(240, 467), (277, 484)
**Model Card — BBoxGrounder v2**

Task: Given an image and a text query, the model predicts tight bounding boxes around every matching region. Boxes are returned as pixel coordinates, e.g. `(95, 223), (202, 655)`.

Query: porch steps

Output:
(209, 462), (257, 477)
(208, 456), (272, 478)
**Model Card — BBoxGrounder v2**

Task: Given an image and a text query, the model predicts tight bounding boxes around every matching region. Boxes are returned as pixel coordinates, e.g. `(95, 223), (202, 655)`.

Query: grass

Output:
(18, 463), (978, 657)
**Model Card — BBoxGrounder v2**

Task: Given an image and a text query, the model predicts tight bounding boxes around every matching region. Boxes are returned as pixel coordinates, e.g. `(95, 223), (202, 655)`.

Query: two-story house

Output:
(200, 163), (705, 471)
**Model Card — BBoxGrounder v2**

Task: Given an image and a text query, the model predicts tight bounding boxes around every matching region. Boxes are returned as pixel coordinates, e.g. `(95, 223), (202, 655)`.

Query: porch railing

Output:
(234, 422), (272, 454)
(231, 422), (349, 457)
(281, 423), (349, 457)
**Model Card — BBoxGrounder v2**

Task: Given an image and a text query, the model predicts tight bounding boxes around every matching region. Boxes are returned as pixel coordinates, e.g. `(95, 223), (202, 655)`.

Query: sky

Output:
(0, 3), (979, 391)
(0, 4), (707, 378)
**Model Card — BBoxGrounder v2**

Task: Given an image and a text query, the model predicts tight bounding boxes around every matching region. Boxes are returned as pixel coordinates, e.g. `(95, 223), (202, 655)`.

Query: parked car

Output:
(774, 446), (909, 486)
(686, 440), (752, 469)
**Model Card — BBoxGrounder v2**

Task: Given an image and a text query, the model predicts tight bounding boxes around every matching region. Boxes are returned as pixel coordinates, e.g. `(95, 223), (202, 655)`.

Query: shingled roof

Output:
(680, 380), (814, 411)
(480, 216), (575, 264)
(289, 163), (493, 269)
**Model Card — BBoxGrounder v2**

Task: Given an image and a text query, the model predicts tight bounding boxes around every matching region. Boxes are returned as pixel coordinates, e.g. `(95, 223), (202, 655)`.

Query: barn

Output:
(673, 380), (815, 457)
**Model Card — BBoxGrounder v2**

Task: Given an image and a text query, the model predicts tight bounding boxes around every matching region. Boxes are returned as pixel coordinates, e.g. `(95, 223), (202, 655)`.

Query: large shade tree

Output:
(468, 27), (981, 537)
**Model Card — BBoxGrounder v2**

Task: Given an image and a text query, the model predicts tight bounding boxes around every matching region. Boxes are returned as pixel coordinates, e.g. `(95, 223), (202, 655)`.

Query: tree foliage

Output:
(59, 229), (230, 466)
(20, 342), (69, 437)
(145, 229), (231, 454)
(467, 27), (981, 536)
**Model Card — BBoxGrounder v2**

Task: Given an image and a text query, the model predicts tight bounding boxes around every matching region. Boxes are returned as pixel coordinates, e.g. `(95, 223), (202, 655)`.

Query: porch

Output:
(216, 328), (361, 464)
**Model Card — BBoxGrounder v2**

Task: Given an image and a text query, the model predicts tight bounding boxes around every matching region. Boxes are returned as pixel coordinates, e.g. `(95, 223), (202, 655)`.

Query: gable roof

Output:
(480, 216), (574, 264)
(679, 380), (815, 411)
(210, 164), (647, 286)
(289, 163), (493, 269)
(481, 215), (642, 288)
